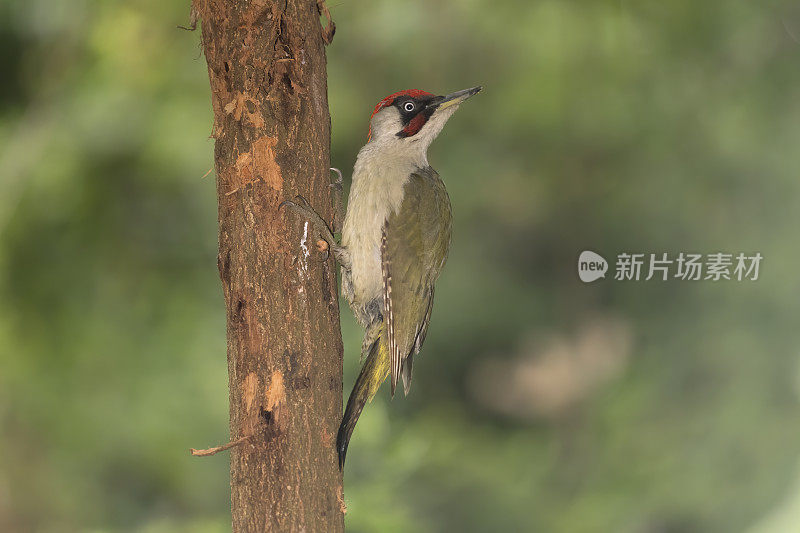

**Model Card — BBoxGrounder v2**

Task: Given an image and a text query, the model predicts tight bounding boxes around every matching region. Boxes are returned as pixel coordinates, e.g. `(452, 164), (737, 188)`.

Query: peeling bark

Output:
(195, 0), (344, 530)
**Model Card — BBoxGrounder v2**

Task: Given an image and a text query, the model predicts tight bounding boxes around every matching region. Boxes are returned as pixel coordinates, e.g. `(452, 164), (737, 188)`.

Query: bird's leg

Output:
(329, 167), (345, 234)
(280, 194), (350, 268)
(360, 318), (382, 363)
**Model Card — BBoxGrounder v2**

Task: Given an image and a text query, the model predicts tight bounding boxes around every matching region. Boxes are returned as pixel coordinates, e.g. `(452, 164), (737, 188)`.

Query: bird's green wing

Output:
(382, 167), (452, 396)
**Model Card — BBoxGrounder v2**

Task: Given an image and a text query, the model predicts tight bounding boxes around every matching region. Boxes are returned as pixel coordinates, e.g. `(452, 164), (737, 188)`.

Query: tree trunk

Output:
(196, 0), (344, 530)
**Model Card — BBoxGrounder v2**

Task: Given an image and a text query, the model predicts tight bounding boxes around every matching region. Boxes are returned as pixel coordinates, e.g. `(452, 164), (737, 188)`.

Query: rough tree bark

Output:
(194, 0), (344, 530)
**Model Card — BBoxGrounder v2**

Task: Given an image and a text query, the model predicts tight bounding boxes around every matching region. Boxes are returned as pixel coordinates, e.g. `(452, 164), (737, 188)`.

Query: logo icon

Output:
(578, 251), (608, 283)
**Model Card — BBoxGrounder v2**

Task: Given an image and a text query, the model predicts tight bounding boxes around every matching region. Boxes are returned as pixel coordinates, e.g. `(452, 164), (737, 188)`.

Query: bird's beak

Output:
(427, 86), (483, 112)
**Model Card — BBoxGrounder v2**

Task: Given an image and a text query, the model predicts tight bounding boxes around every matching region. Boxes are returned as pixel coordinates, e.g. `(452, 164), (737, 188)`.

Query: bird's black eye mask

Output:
(394, 95), (436, 138)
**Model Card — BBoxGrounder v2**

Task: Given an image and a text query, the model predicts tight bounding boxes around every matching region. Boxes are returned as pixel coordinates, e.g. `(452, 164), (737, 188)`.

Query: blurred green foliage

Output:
(2, 0), (800, 531)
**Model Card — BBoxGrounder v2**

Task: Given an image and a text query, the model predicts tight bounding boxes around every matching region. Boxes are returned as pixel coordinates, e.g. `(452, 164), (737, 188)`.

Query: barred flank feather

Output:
(382, 228), (402, 396)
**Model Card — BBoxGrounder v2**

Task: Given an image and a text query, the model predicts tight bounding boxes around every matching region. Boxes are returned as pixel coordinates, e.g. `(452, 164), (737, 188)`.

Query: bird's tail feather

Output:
(337, 327), (389, 469)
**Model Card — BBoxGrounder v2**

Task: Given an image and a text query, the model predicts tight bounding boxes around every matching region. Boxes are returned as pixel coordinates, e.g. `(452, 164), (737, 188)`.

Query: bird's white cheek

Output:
(369, 108), (404, 141)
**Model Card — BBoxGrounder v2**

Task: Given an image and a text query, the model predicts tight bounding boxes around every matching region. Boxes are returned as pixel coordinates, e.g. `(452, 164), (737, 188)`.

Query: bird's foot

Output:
(329, 168), (344, 234)
(280, 195), (346, 264)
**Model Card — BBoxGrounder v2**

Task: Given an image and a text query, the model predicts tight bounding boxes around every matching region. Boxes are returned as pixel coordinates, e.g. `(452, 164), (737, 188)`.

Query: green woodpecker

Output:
(284, 86), (482, 468)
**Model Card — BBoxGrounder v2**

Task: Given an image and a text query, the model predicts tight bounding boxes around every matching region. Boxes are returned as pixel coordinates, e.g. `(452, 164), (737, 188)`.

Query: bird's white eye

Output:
(403, 102), (415, 112)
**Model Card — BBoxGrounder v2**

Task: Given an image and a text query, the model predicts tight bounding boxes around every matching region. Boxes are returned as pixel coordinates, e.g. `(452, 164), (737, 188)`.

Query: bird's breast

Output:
(341, 155), (414, 312)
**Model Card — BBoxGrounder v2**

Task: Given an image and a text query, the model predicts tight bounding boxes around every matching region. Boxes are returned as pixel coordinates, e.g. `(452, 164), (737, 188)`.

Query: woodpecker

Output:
(283, 86), (482, 468)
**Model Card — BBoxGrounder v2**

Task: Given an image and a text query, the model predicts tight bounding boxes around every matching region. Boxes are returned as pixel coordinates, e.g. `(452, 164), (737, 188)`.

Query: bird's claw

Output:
(280, 194), (337, 258)
(330, 167), (343, 186)
(329, 168), (344, 234)
(279, 195), (310, 211)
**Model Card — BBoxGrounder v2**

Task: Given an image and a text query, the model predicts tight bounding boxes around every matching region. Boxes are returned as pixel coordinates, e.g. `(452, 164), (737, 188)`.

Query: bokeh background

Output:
(2, 0), (800, 531)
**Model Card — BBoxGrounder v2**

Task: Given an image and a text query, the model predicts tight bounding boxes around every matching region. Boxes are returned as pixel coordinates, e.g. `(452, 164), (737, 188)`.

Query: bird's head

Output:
(366, 86), (482, 159)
